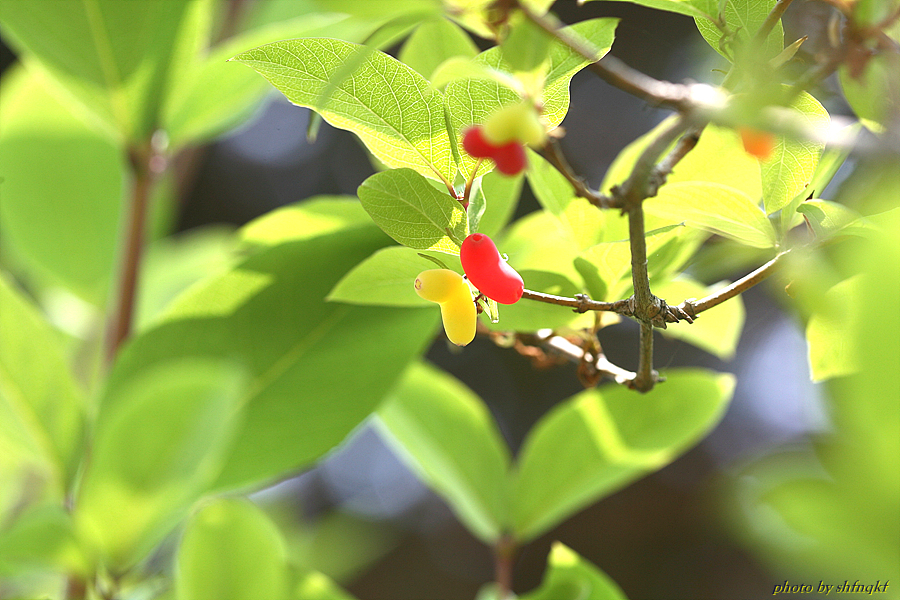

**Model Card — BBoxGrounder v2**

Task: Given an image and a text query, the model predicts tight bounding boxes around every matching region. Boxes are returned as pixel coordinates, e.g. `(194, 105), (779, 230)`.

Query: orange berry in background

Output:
(739, 127), (775, 160)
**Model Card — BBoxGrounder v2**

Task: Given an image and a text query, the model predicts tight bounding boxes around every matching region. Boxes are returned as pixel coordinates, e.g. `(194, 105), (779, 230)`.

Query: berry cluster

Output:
(414, 234), (524, 346)
(461, 102), (547, 176)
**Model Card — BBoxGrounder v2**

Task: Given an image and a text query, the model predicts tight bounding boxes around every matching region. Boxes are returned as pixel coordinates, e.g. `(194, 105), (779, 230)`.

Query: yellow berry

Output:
(439, 286), (477, 346)
(415, 269), (466, 303)
(414, 269), (476, 346)
(483, 102), (547, 147)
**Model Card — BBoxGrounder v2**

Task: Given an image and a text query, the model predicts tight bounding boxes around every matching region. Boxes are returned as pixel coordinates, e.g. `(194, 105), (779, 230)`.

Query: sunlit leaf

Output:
(375, 361), (510, 543)
(512, 369), (735, 541)
(399, 17), (478, 81)
(695, 0), (784, 61)
(232, 38), (456, 184)
(521, 542), (628, 600)
(176, 498), (289, 600)
(357, 169), (468, 254)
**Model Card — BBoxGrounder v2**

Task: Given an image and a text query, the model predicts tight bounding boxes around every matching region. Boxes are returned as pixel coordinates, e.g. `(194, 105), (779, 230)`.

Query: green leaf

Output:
(476, 170), (523, 237)
(582, 0), (716, 19)
(176, 498), (289, 600)
(232, 38), (456, 185)
(0, 66), (125, 304)
(328, 246), (458, 307)
(512, 369), (735, 541)
(239, 196), (376, 249)
(375, 361), (510, 543)
(0, 503), (87, 577)
(357, 169), (468, 254)
(105, 224), (438, 492)
(796, 199), (862, 240)
(761, 92), (830, 214)
(521, 542), (628, 600)
(293, 570), (358, 600)
(499, 210), (583, 284)
(0, 0), (195, 141)
(526, 148), (577, 217)
(76, 358), (247, 570)
(695, 0), (784, 62)
(654, 276), (746, 360)
(839, 51), (900, 131)
(576, 224), (686, 301)
(500, 11), (553, 76)
(445, 18), (617, 178)
(136, 227), (238, 331)
(398, 17), (478, 81)
(806, 276), (862, 382)
(643, 182), (777, 248)
(0, 272), (86, 492)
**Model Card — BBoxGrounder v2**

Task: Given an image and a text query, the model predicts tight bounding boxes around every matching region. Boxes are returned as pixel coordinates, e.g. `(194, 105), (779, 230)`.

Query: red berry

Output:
(462, 126), (494, 159)
(491, 141), (527, 176)
(460, 233), (524, 305)
(739, 127), (775, 160)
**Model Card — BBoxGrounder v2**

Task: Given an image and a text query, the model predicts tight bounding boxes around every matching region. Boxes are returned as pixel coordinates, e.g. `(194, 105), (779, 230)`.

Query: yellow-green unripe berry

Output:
(483, 102), (547, 148)
(414, 269), (476, 346)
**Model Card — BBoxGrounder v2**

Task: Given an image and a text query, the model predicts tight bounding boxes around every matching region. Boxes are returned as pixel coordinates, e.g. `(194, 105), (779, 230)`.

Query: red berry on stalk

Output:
(491, 141), (527, 176)
(462, 126), (494, 158)
(460, 233), (524, 305)
(739, 127), (775, 160)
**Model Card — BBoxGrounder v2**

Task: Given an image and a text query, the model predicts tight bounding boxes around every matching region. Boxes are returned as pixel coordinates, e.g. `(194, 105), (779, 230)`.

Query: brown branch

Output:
(104, 140), (163, 363)
(634, 322), (657, 392)
(674, 250), (790, 318)
(538, 140), (615, 208)
(494, 535), (516, 599)
(521, 288), (626, 313)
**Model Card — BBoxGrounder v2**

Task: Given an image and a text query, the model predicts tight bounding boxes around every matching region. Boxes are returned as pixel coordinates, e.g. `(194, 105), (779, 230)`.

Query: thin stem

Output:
(463, 159), (483, 205)
(104, 141), (161, 363)
(521, 288), (624, 312)
(756, 0), (795, 44)
(678, 250), (790, 316)
(539, 139), (615, 208)
(634, 322), (657, 392)
(494, 535), (515, 599)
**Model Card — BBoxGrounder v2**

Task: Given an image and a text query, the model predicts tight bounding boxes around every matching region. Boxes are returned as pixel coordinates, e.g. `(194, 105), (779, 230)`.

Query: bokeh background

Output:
(1, 1), (896, 598)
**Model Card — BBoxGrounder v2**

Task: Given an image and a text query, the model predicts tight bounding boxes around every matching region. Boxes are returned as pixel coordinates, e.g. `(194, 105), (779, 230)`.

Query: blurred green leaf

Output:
(0, 504), (86, 577)
(499, 210), (583, 284)
(806, 275), (862, 381)
(796, 199), (862, 240)
(0, 273), (85, 492)
(512, 369), (735, 541)
(328, 246), (459, 307)
(136, 227), (238, 331)
(357, 169), (468, 254)
(232, 38), (456, 185)
(644, 182), (777, 248)
(761, 92), (830, 214)
(105, 223), (438, 492)
(839, 53), (900, 132)
(239, 196), (376, 248)
(176, 498), (289, 600)
(0, 66), (124, 304)
(292, 569), (358, 600)
(0, 0), (196, 141)
(500, 11), (552, 76)
(577, 224), (685, 301)
(76, 358), (247, 570)
(654, 276), (746, 360)
(602, 119), (762, 202)
(521, 542), (628, 600)
(695, 0), (784, 61)
(399, 17), (478, 81)
(375, 361), (511, 543)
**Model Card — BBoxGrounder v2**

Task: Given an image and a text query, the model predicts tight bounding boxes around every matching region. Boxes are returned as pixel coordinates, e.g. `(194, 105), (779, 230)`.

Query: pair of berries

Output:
(462, 102), (548, 176)
(415, 233), (525, 346)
